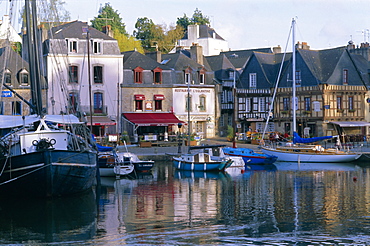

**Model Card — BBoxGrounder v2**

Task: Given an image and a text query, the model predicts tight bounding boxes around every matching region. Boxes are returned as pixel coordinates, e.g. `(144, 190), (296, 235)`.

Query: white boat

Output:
(259, 19), (361, 163)
(98, 151), (134, 177)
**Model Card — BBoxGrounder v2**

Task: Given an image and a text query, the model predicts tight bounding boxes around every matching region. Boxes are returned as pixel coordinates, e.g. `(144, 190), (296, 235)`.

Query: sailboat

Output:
(0, 0), (97, 197)
(260, 19), (361, 163)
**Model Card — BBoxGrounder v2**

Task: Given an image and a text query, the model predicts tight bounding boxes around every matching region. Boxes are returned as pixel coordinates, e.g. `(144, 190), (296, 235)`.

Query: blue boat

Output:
(173, 152), (233, 172)
(223, 147), (278, 165)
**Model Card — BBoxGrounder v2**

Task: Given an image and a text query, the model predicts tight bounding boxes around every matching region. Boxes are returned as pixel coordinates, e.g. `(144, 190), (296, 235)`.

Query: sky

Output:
(1, 0), (370, 51)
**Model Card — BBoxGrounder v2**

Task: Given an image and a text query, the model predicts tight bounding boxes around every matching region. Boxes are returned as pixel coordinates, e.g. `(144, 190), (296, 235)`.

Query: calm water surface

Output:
(1, 161), (370, 245)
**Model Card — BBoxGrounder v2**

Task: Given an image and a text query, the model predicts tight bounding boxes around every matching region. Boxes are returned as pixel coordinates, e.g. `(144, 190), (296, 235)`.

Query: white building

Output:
(177, 25), (229, 56)
(43, 21), (123, 136)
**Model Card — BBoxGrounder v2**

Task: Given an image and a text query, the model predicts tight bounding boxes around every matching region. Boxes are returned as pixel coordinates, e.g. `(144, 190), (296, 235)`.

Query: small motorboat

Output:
(98, 151), (134, 177)
(120, 152), (154, 172)
(223, 147), (278, 165)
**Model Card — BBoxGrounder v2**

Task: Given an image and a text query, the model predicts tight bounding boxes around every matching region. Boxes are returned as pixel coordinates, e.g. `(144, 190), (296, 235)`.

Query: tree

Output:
(91, 3), (127, 35)
(114, 30), (144, 53)
(133, 17), (156, 51)
(134, 17), (184, 53)
(176, 8), (210, 32)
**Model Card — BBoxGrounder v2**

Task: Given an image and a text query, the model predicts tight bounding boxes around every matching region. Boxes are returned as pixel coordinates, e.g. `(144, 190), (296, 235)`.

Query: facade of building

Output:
(121, 45), (217, 142)
(43, 21), (123, 137)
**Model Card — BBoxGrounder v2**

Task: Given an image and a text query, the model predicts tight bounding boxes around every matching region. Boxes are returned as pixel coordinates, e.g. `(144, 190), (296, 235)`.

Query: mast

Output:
(25, 0), (43, 116)
(292, 18), (297, 133)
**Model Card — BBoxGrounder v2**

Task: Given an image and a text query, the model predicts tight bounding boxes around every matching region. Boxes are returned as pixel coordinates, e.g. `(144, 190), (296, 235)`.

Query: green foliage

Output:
(227, 125), (234, 140)
(91, 3), (127, 35)
(133, 18), (183, 53)
(176, 8), (210, 32)
(114, 30), (144, 53)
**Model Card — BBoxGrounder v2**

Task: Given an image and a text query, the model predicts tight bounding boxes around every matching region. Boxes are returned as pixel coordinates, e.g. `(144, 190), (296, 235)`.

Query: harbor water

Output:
(1, 160), (370, 245)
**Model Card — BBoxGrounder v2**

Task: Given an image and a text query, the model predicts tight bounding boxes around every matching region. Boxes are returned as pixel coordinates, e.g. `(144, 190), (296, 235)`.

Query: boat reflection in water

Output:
(0, 190), (96, 244)
(174, 170), (230, 180)
(274, 161), (359, 171)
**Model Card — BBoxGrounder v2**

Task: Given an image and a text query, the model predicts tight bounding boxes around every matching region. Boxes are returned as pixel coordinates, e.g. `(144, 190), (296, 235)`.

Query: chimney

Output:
(302, 42), (310, 50)
(146, 51), (162, 63)
(190, 43), (203, 65)
(102, 25), (113, 38)
(273, 45), (281, 53)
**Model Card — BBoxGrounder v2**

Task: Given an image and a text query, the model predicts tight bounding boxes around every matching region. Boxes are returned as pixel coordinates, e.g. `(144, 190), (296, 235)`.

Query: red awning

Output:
(134, 94), (145, 100)
(154, 94), (165, 100)
(86, 116), (116, 126)
(123, 113), (184, 126)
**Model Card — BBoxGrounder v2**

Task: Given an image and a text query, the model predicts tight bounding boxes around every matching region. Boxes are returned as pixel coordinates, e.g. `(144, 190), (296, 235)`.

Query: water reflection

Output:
(3, 161), (370, 244)
(0, 190), (96, 244)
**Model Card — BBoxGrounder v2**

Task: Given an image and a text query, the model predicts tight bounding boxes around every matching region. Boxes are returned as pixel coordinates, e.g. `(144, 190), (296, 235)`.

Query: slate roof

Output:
(181, 25), (225, 40)
(205, 55), (235, 81)
(162, 51), (211, 72)
(49, 21), (115, 40)
(122, 50), (170, 70)
(219, 48), (272, 69)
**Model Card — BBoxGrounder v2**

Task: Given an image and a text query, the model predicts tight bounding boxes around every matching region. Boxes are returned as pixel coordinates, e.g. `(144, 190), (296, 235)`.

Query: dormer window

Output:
(66, 39), (77, 53)
(134, 67), (143, 84)
(229, 70), (235, 80)
(343, 69), (348, 84)
(184, 67), (192, 84)
(19, 69), (29, 86)
(153, 67), (162, 84)
(91, 40), (101, 54)
(198, 68), (206, 84)
(4, 69), (11, 85)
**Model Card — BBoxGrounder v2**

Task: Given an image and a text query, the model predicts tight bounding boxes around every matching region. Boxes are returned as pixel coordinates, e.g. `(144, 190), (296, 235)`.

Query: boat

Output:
(98, 151), (134, 177)
(120, 152), (154, 173)
(259, 19), (361, 163)
(223, 147), (278, 164)
(173, 145), (234, 172)
(0, 1), (97, 198)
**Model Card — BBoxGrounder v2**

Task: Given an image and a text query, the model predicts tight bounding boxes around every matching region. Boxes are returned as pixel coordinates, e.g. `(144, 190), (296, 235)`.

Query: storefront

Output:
(122, 113), (185, 142)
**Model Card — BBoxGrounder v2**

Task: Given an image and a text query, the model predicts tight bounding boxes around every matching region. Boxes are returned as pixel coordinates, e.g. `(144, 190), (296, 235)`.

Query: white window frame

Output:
(249, 73), (257, 88)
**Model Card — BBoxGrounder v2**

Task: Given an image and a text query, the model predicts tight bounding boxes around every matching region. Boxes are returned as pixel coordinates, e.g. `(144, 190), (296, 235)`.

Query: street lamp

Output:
(177, 123), (183, 154)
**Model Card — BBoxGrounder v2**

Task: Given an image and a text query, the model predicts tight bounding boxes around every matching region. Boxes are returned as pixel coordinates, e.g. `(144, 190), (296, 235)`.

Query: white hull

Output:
(99, 164), (134, 177)
(261, 146), (361, 163)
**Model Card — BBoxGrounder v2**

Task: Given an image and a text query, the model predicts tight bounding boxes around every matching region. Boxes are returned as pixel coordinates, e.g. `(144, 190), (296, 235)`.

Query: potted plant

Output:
(226, 126), (234, 142)
(139, 135), (152, 147)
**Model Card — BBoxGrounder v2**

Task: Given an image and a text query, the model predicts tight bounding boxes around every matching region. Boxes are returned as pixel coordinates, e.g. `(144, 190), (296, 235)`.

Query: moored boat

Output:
(223, 147), (277, 164)
(173, 152), (233, 171)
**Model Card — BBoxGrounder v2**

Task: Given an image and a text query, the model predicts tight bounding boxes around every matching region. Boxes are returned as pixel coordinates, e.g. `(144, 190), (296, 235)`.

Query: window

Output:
(246, 98), (251, 112)
(249, 73), (256, 88)
(283, 97), (290, 111)
(20, 71), (29, 85)
(199, 95), (206, 111)
(68, 92), (79, 113)
(348, 96), (353, 110)
(12, 101), (21, 115)
(154, 94), (164, 111)
(229, 71), (235, 80)
(184, 67), (191, 84)
(134, 67), (143, 84)
(92, 40), (101, 54)
(337, 96), (342, 110)
(135, 100), (143, 111)
(67, 39), (77, 53)
(4, 70), (11, 85)
(153, 67), (162, 84)
(186, 95), (192, 112)
(0, 101), (3, 115)
(258, 97), (265, 112)
(198, 69), (206, 84)
(69, 65), (78, 83)
(94, 92), (103, 113)
(94, 66), (103, 83)
(304, 97), (311, 111)
(295, 70), (301, 85)
(343, 69), (348, 84)
(135, 94), (145, 111)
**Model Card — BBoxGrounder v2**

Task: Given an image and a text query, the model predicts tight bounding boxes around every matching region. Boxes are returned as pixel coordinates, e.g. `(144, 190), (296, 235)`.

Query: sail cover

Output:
(293, 131), (333, 144)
